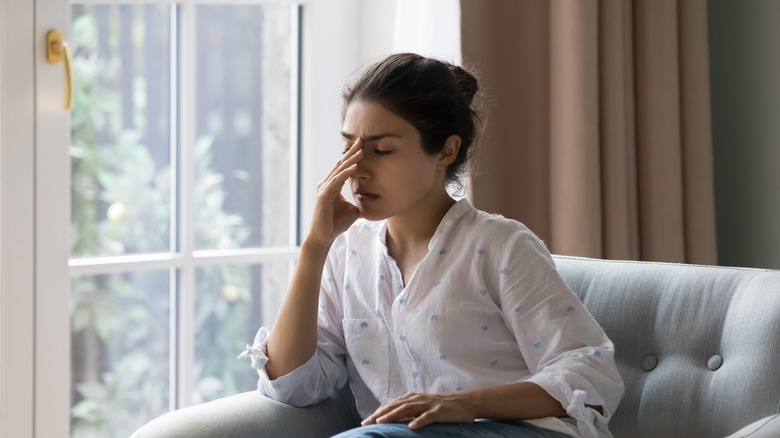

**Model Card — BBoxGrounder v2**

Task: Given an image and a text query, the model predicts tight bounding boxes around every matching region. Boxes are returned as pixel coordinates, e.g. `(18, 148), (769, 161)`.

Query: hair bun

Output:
(448, 64), (479, 105)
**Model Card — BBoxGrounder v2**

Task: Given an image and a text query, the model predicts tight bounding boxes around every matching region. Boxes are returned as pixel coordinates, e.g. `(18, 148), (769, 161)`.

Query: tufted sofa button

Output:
(641, 354), (657, 371)
(708, 354), (723, 371)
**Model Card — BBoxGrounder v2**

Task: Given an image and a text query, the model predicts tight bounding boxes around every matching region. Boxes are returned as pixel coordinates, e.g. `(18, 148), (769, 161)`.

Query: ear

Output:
(437, 135), (461, 169)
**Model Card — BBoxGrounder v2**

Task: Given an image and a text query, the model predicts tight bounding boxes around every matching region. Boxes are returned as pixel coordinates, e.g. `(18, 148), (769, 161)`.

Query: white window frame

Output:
(66, 0), (305, 409)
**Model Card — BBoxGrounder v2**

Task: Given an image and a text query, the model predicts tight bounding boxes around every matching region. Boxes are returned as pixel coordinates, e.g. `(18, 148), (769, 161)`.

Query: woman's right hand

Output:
(306, 137), (364, 247)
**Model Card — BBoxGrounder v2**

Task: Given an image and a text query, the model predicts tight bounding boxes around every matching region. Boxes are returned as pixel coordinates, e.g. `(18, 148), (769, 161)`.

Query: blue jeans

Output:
(331, 421), (570, 438)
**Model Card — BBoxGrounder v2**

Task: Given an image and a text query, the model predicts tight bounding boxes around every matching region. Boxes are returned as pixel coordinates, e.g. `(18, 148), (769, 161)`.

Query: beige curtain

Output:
(461, 0), (717, 264)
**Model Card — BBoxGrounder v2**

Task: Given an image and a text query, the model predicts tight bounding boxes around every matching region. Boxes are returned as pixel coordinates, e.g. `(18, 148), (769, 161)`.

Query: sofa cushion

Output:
(553, 256), (780, 438)
(725, 414), (780, 438)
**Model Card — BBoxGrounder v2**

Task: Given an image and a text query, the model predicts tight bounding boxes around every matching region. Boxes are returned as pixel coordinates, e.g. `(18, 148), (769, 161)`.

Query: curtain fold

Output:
(461, 0), (717, 264)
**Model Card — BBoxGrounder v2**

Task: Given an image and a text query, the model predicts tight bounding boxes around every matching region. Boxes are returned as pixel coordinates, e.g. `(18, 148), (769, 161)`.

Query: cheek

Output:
(394, 160), (439, 188)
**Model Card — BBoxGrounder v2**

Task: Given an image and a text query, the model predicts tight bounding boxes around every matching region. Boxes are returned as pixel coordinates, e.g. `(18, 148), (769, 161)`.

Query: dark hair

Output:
(342, 53), (482, 185)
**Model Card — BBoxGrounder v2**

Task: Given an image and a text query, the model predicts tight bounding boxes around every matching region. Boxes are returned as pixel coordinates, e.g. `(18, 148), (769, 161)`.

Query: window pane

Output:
(193, 262), (290, 403)
(70, 270), (171, 437)
(70, 4), (172, 258)
(194, 5), (294, 250)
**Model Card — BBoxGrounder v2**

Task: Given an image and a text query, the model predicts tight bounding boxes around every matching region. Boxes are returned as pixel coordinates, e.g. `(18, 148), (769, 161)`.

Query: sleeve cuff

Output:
(258, 352), (320, 401)
(238, 327), (271, 370)
(527, 374), (609, 438)
(238, 327), (321, 404)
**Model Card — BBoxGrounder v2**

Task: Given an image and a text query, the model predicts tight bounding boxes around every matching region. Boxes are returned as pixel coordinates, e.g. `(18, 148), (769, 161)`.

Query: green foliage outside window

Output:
(70, 8), (260, 437)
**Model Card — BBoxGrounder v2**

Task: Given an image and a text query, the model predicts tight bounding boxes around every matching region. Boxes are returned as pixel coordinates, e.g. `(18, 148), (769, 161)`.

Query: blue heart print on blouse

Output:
(481, 324), (489, 332)
(490, 359), (498, 367)
(430, 314), (439, 322)
(360, 321), (368, 328)
(379, 274), (385, 281)
(479, 289), (488, 296)
(399, 335), (407, 342)
(477, 249), (485, 256)
(566, 305), (575, 313)
(350, 249), (357, 256)
(513, 305), (522, 313)
(500, 267), (509, 276)
(533, 341), (542, 349)
(361, 359), (370, 365)
(439, 354), (447, 360)
(594, 351), (602, 357)
(439, 249), (447, 255)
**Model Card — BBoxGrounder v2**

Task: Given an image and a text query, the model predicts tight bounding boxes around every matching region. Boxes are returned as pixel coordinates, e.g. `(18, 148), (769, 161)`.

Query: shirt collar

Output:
(374, 197), (473, 251)
(427, 197), (472, 250)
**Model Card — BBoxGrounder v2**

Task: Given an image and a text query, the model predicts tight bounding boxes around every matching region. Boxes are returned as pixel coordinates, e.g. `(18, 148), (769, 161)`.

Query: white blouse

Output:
(241, 199), (624, 437)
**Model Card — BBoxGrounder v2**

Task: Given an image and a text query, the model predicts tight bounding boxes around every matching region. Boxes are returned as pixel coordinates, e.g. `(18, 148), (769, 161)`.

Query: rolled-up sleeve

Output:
(238, 241), (350, 407)
(499, 230), (624, 437)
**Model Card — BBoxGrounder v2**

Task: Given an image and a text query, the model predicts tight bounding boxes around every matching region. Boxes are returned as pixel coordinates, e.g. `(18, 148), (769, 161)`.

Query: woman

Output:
(241, 53), (624, 438)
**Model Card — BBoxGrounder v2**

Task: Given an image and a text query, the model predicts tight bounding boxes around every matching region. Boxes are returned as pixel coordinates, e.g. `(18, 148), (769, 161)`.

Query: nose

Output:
(352, 153), (371, 180)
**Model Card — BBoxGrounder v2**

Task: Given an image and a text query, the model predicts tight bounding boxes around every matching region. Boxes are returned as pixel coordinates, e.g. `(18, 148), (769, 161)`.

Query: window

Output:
(68, 2), (299, 436)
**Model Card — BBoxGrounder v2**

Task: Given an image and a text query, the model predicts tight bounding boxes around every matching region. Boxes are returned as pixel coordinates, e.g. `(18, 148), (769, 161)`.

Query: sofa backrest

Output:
(553, 255), (780, 438)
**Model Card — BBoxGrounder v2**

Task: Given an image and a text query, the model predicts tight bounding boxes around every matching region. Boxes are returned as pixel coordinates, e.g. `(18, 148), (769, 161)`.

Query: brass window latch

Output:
(46, 29), (73, 110)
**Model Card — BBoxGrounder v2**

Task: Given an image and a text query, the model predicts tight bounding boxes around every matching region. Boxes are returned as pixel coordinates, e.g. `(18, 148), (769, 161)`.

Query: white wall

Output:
(299, 0), (461, 240)
(358, 0), (398, 66)
(709, 0), (780, 269)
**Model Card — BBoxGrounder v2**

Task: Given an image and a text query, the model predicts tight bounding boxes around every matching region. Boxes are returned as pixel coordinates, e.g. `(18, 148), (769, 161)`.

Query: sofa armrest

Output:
(130, 386), (360, 438)
(725, 414), (780, 438)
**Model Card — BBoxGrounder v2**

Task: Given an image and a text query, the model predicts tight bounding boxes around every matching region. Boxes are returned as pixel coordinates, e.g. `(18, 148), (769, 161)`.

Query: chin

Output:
(358, 206), (389, 222)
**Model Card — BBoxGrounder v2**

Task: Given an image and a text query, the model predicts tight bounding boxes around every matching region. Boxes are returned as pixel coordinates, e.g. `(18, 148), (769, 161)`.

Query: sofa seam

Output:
(740, 413), (780, 437)
(551, 254), (779, 274)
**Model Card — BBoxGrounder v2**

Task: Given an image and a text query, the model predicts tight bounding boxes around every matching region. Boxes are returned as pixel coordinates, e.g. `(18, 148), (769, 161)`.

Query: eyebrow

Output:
(340, 131), (401, 142)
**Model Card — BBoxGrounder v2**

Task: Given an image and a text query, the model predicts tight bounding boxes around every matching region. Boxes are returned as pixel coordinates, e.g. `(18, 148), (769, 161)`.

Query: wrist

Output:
(301, 236), (332, 257)
(457, 389), (484, 419)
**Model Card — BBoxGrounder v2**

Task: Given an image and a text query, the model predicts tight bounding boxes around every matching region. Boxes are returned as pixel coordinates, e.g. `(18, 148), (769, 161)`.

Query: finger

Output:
(362, 393), (425, 426)
(319, 148), (363, 192)
(376, 402), (428, 425)
(319, 164), (358, 199)
(408, 410), (438, 430)
(343, 136), (363, 159)
(326, 137), (363, 181)
(362, 400), (406, 425)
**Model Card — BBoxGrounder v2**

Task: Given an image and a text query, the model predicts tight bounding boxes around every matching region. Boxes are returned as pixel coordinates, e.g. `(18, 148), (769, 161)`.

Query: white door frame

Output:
(34, 0), (71, 435)
(0, 0), (70, 436)
(0, 0), (36, 436)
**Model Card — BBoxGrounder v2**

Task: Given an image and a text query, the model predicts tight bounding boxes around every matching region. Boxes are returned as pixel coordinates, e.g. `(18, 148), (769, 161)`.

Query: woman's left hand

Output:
(361, 392), (477, 430)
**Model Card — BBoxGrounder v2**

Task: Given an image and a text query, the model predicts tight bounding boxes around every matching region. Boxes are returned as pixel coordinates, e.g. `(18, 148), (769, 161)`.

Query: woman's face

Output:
(340, 100), (448, 221)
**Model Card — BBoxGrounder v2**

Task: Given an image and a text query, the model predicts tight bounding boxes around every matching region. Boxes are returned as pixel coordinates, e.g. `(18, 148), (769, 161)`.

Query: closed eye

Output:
(375, 149), (393, 156)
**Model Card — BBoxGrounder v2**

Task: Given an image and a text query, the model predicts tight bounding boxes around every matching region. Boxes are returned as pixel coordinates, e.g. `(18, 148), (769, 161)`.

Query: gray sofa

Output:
(132, 256), (780, 437)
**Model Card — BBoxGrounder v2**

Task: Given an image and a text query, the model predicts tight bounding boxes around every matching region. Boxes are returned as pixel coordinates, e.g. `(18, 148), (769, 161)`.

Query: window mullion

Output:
(290, 4), (302, 246)
(168, 1), (180, 414)
(176, 1), (197, 410)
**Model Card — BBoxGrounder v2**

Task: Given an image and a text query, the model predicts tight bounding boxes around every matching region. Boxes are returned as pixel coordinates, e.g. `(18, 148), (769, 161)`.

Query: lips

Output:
(354, 188), (379, 203)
